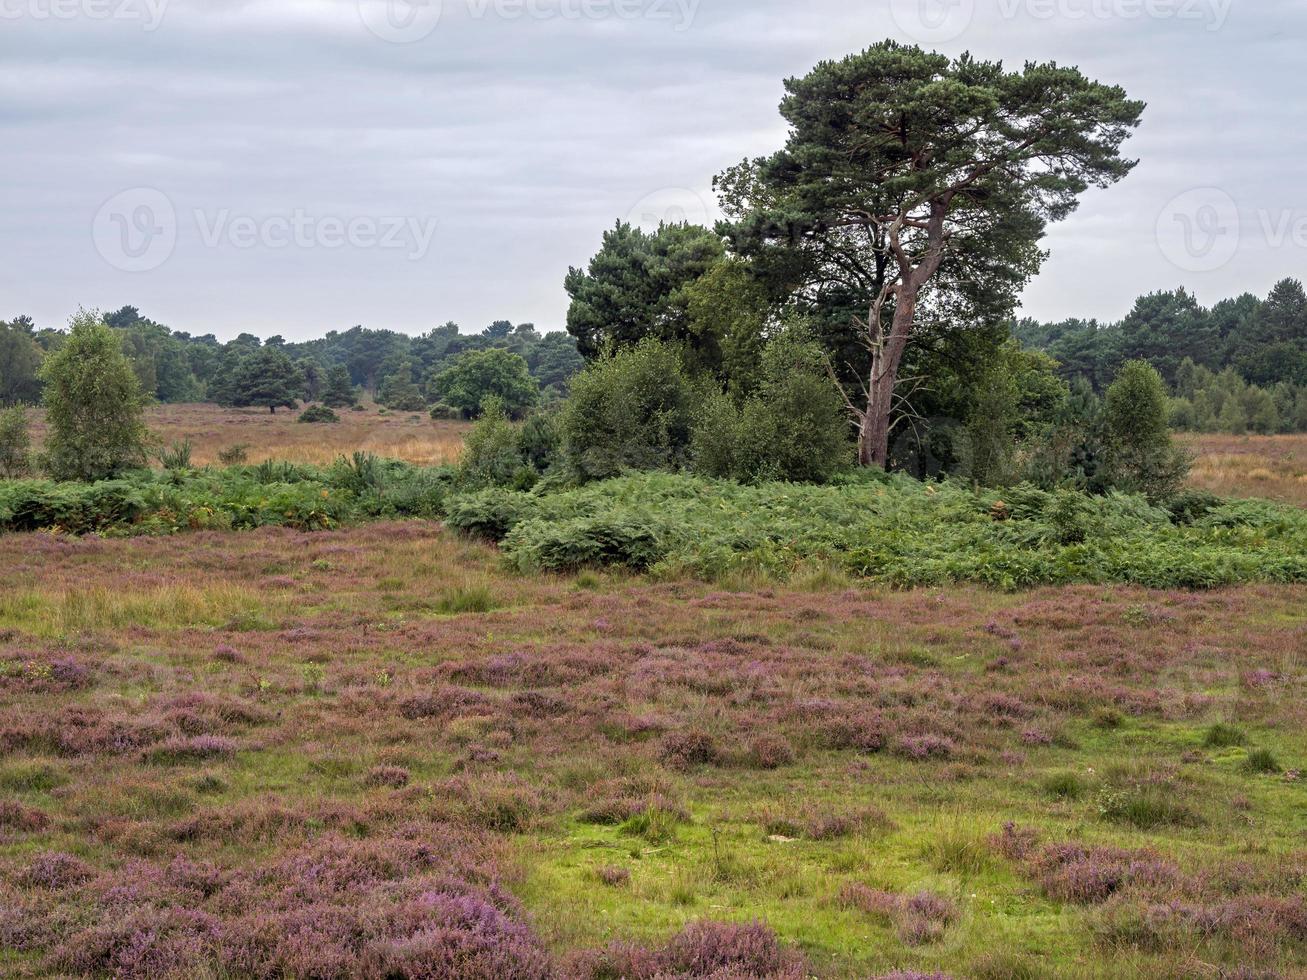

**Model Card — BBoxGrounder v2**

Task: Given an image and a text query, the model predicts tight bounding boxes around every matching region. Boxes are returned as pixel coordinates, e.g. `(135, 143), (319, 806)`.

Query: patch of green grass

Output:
(1203, 722), (1246, 748)
(620, 807), (683, 845)
(1097, 787), (1202, 830)
(435, 584), (496, 615)
(1243, 748), (1282, 774)
(1040, 770), (1086, 800)
(0, 761), (66, 793)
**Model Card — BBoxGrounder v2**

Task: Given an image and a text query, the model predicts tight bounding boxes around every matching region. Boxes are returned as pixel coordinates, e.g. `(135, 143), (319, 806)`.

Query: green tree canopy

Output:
(322, 364), (358, 408)
(41, 310), (150, 481)
(1103, 360), (1189, 501)
(564, 221), (725, 369)
(718, 40), (1143, 468)
(433, 348), (539, 419)
(0, 316), (44, 405)
(232, 348), (304, 414)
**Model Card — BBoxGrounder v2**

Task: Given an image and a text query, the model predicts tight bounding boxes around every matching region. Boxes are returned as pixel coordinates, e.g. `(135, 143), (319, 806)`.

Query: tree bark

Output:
(858, 289), (916, 468)
(855, 199), (950, 469)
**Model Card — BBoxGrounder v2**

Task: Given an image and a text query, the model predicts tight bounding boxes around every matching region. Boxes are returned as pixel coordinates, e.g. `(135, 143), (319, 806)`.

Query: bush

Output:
(1104, 360), (1190, 502)
(0, 405), (33, 478)
(457, 404), (525, 489)
(217, 444), (251, 466)
(41, 311), (150, 481)
(561, 339), (705, 480)
(502, 515), (664, 572)
(440, 470), (1307, 590)
(157, 440), (194, 471)
(692, 328), (851, 484)
(297, 405), (340, 424)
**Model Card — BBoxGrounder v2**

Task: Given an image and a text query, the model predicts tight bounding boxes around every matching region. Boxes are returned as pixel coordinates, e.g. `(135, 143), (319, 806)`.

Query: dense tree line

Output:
(0, 307), (584, 416)
(1013, 279), (1307, 433)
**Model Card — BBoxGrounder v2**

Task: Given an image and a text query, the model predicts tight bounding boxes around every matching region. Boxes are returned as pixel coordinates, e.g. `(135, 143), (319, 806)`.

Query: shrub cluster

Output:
(444, 471), (1307, 589)
(0, 456), (453, 534)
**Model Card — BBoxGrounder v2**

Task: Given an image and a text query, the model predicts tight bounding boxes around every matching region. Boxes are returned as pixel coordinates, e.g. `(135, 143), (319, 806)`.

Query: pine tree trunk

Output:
(857, 290), (917, 469)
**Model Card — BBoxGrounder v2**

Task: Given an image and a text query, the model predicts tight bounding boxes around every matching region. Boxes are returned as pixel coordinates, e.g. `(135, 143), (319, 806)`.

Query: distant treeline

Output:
(1014, 279), (1307, 434)
(0, 308), (584, 413)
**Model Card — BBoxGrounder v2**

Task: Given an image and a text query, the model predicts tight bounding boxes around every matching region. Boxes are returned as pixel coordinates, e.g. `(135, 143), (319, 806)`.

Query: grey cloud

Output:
(1, 0), (1303, 338)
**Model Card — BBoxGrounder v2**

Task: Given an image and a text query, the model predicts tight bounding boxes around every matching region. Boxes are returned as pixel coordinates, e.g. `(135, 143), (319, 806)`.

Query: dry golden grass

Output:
(1184, 433), (1307, 506)
(25, 402), (470, 468)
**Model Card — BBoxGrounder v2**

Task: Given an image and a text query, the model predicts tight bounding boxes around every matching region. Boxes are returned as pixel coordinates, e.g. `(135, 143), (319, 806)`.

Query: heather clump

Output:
(839, 885), (959, 946)
(565, 920), (808, 980)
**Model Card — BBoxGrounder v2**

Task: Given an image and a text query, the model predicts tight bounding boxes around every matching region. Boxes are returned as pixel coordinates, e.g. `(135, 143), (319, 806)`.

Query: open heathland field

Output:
(23, 402), (470, 469)
(1185, 433), (1307, 508)
(1, 522), (1306, 978)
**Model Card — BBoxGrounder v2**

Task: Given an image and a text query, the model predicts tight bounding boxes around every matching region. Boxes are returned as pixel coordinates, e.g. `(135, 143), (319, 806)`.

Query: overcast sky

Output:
(2, 0), (1304, 340)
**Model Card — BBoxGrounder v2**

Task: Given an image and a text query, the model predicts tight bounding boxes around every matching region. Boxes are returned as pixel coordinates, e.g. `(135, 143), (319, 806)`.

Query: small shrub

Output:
(146, 735), (238, 765)
(297, 405), (340, 424)
(658, 729), (720, 770)
(0, 799), (50, 832)
(364, 765), (410, 789)
(595, 864), (631, 887)
(217, 443), (251, 465)
(745, 734), (796, 770)
(19, 851), (95, 889)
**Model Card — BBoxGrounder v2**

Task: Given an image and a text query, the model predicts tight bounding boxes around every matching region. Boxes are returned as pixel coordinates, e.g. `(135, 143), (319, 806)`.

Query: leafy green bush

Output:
(560, 339), (705, 480)
(502, 515), (663, 572)
(691, 328), (850, 484)
(298, 405), (340, 424)
(443, 489), (537, 541)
